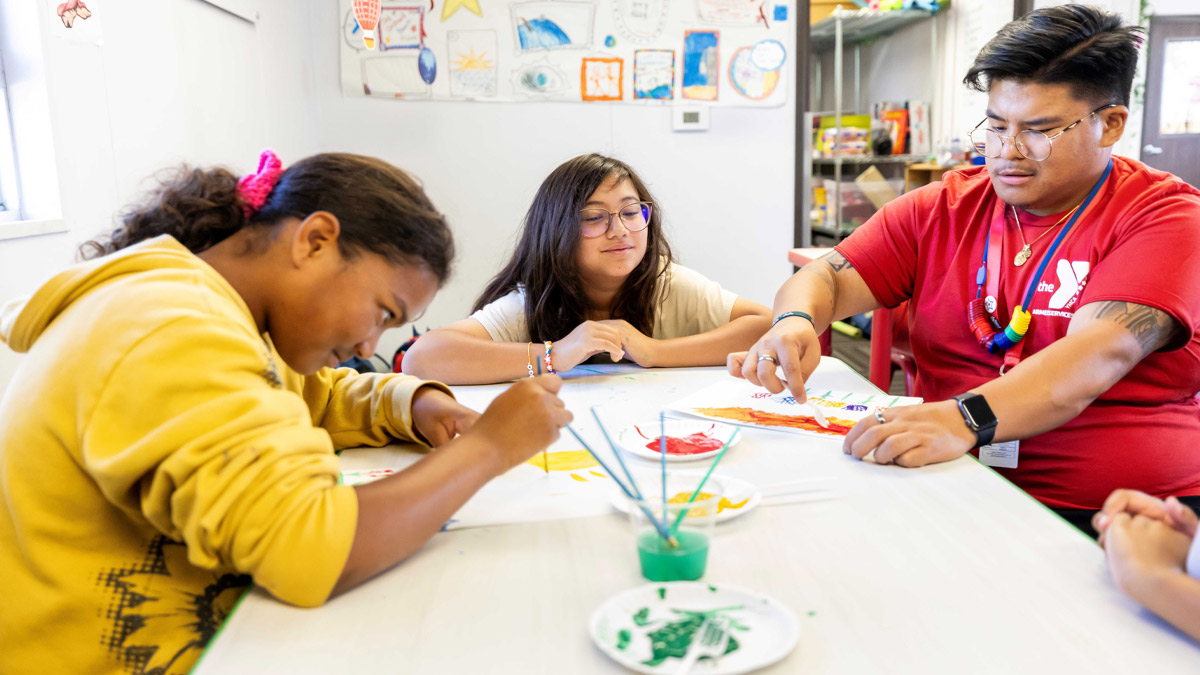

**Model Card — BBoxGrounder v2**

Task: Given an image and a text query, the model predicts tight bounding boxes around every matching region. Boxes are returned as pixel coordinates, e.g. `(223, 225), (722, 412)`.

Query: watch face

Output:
(959, 394), (997, 428)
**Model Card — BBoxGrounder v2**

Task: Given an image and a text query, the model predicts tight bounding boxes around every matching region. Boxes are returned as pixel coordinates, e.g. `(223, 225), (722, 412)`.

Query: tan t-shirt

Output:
(470, 262), (738, 342)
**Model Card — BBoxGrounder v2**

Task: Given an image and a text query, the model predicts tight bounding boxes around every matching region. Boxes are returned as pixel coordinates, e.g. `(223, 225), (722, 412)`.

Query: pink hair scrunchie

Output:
(237, 149), (284, 218)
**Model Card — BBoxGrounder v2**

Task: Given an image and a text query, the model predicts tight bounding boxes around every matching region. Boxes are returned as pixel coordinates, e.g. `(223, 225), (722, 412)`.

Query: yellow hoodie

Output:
(0, 236), (446, 675)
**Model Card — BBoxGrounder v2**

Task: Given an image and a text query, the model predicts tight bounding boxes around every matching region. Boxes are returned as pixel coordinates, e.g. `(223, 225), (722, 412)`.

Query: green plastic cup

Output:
(628, 476), (722, 582)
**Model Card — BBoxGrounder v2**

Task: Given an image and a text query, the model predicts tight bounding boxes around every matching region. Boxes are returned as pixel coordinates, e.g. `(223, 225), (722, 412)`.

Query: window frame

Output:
(0, 49), (21, 224)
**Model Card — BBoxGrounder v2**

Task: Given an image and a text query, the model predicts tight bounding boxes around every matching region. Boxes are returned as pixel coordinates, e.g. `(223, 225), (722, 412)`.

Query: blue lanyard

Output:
(977, 158), (1112, 310)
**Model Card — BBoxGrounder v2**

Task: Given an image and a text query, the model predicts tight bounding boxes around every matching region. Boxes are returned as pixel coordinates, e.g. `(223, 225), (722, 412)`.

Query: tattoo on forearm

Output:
(1087, 301), (1182, 356)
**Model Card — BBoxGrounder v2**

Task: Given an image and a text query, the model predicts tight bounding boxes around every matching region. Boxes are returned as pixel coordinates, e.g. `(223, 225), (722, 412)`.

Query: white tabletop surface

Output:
(194, 359), (1200, 674)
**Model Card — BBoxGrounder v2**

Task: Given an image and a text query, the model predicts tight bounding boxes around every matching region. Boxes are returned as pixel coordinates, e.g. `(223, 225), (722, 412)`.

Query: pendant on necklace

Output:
(1014, 245), (1032, 267)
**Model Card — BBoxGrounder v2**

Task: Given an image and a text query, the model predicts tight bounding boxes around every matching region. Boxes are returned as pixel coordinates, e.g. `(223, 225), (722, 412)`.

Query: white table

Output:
(195, 359), (1200, 673)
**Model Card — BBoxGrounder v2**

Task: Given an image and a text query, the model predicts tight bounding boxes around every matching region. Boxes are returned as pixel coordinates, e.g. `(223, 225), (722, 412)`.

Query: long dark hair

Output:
(81, 153), (455, 284)
(473, 153), (673, 342)
(964, 5), (1142, 107)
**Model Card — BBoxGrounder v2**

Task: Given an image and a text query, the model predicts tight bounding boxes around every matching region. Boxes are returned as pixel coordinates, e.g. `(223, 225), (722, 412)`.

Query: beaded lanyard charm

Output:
(965, 160), (1112, 368)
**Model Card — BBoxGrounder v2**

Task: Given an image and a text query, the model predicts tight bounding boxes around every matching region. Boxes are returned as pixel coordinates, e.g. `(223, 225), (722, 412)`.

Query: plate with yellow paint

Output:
(617, 419), (741, 463)
(589, 582), (800, 674)
(609, 474), (760, 523)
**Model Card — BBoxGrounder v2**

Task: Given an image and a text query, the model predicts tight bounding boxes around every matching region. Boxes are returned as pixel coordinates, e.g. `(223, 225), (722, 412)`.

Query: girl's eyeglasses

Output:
(579, 202), (653, 238)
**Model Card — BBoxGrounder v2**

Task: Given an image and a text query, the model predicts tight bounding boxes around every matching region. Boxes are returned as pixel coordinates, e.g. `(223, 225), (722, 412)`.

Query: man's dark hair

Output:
(964, 5), (1143, 107)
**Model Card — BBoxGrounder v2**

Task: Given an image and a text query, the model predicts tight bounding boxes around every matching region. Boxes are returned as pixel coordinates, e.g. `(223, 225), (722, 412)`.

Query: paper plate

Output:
(589, 582), (800, 674)
(617, 419), (741, 462)
(610, 474), (761, 524)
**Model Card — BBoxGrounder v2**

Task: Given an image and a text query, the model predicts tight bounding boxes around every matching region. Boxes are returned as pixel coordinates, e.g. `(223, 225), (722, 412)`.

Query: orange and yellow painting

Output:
(691, 407), (855, 436)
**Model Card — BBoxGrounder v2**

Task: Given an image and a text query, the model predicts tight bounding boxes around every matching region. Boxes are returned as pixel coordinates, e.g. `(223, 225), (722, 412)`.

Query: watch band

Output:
(953, 393), (998, 448)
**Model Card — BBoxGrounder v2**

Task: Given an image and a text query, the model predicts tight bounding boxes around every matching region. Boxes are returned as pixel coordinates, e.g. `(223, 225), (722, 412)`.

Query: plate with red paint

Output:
(617, 419), (741, 463)
(610, 473), (762, 523)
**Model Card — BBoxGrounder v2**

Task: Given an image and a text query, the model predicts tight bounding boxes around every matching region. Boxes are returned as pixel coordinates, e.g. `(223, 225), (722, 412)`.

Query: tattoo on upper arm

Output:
(818, 252), (854, 273)
(795, 252), (853, 315)
(1084, 301), (1183, 356)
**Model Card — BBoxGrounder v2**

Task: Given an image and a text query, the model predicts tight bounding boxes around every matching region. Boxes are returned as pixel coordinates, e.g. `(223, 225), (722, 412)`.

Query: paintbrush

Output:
(541, 448), (548, 473)
(667, 427), (740, 537)
(565, 424), (679, 547)
(590, 407), (646, 501)
(775, 366), (830, 428)
(660, 411), (668, 543)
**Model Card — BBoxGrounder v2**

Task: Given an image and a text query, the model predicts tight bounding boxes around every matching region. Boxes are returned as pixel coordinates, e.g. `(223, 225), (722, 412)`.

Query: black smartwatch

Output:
(952, 393), (998, 448)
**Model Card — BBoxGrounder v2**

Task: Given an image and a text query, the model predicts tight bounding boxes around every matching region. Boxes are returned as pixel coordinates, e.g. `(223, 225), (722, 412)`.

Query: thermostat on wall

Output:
(672, 106), (710, 132)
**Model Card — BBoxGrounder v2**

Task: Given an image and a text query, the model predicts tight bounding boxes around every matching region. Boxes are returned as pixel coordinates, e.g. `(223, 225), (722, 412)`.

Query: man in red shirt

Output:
(732, 5), (1200, 535)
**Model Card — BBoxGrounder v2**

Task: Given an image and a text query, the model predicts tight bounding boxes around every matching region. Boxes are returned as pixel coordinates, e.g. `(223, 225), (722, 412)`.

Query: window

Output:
(0, 51), (20, 224)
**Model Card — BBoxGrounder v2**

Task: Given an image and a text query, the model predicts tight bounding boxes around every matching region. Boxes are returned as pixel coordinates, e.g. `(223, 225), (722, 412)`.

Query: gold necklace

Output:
(1011, 204), (1080, 267)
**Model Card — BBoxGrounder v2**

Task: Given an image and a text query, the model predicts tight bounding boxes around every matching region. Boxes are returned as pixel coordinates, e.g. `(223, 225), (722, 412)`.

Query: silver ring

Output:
(874, 410), (887, 425)
(758, 354), (778, 364)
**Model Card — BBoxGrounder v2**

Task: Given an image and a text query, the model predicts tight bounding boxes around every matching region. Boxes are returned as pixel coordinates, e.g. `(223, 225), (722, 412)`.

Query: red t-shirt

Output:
(838, 156), (1200, 509)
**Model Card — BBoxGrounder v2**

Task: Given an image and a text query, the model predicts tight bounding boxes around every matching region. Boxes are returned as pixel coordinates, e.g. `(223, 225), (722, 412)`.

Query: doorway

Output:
(1142, 15), (1200, 186)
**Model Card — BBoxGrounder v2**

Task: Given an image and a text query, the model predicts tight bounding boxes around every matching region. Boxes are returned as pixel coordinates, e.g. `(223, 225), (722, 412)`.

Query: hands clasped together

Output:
(554, 320), (660, 370)
(1094, 490), (1197, 596)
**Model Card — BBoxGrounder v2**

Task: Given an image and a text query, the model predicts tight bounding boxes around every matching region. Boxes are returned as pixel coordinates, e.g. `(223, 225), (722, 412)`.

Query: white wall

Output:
(0, 0), (320, 395)
(305, 1), (798, 361)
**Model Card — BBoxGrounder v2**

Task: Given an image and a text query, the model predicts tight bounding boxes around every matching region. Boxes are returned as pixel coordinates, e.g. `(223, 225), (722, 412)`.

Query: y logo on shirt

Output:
(1048, 260), (1090, 310)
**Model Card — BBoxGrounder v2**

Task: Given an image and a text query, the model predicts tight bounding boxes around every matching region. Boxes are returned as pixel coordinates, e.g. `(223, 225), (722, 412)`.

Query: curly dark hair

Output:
(473, 153), (674, 342)
(81, 153), (455, 285)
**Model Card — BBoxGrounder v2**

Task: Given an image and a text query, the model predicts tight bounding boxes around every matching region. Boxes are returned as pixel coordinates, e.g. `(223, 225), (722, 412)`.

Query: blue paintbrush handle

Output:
(565, 424), (677, 545)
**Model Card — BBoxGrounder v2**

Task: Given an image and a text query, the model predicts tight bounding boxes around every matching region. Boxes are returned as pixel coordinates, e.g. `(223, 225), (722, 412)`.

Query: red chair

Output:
(868, 301), (917, 396)
(787, 248), (917, 396)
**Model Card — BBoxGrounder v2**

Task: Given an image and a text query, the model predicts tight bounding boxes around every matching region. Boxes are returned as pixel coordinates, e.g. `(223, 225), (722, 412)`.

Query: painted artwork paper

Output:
(448, 30), (499, 97)
(582, 57), (624, 100)
(362, 54), (430, 97)
(668, 379), (922, 438)
(682, 30), (719, 100)
(511, 0), (595, 52)
(612, 0), (670, 42)
(378, 5), (424, 50)
(340, 0), (792, 106)
(634, 49), (675, 100)
(697, 0), (768, 25)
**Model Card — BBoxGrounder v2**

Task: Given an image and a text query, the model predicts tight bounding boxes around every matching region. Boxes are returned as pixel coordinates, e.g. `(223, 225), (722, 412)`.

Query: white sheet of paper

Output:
(668, 378), (922, 438)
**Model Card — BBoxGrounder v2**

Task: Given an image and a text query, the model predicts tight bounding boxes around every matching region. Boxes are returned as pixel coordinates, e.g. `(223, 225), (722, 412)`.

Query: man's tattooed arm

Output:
(794, 251), (854, 315)
(1075, 300), (1184, 358)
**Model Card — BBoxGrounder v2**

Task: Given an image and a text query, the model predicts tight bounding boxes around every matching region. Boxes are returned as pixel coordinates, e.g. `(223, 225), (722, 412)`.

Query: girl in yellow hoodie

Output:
(0, 151), (571, 675)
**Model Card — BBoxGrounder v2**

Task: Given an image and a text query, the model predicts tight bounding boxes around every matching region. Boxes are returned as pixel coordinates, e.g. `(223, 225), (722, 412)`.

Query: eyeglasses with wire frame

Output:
(968, 103), (1120, 162)
(579, 201), (653, 238)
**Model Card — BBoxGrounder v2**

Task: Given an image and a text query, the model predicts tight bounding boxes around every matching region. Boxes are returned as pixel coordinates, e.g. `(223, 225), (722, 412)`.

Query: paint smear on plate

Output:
(668, 491), (749, 514)
(640, 609), (742, 667)
(643, 432), (726, 456)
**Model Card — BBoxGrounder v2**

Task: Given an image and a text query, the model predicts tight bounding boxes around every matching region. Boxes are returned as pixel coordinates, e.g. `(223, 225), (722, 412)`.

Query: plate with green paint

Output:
(589, 582), (799, 674)
(609, 474), (762, 524)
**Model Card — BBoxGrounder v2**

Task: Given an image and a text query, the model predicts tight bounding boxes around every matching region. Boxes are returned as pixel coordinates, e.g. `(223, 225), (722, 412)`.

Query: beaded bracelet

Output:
(526, 342), (536, 378)
(772, 311), (816, 330)
(543, 340), (556, 374)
